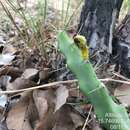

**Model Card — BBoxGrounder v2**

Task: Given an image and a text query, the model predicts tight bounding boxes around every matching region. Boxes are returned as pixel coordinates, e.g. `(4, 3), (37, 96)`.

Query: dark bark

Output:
(78, 0), (123, 64)
(112, 11), (130, 78)
(77, 0), (130, 78)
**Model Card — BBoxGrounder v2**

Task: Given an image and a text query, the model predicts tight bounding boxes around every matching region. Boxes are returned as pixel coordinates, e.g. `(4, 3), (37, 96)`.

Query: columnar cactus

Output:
(58, 31), (130, 130)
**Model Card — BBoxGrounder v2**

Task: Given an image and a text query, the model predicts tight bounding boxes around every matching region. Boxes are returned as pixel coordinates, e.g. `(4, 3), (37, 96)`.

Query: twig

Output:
(101, 78), (130, 84)
(0, 78), (130, 94)
(112, 72), (130, 81)
(82, 105), (93, 130)
(0, 79), (78, 94)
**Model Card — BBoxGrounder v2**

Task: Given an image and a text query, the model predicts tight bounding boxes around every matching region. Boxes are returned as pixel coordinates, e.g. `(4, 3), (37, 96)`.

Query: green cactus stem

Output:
(58, 31), (130, 130)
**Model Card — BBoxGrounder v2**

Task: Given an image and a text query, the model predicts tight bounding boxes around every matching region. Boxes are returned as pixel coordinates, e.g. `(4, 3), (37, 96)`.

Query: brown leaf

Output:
(55, 85), (69, 112)
(22, 68), (39, 80)
(0, 122), (8, 130)
(33, 90), (48, 120)
(70, 112), (84, 129)
(114, 84), (130, 107)
(85, 112), (103, 130)
(0, 66), (23, 81)
(6, 97), (33, 130)
(0, 54), (15, 65)
(7, 77), (37, 90)
(0, 76), (11, 91)
(53, 104), (84, 130)
(33, 89), (56, 130)
(2, 44), (17, 55)
(0, 36), (6, 44)
(39, 68), (50, 81)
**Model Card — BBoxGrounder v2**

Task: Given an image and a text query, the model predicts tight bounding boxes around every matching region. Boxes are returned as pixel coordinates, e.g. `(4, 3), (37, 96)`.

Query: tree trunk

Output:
(78, 0), (123, 65)
(77, 0), (130, 78)
(112, 11), (130, 78)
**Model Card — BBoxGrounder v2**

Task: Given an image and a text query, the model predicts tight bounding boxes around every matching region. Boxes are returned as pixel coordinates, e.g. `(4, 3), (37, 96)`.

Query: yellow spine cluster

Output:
(73, 35), (89, 61)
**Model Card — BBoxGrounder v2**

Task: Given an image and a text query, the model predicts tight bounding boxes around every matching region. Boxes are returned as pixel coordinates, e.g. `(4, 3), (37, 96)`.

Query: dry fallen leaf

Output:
(0, 76), (11, 90)
(33, 89), (56, 130)
(0, 95), (7, 108)
(7, 77), (37, 90)
(22, 68), (39, 80)
(39, 68), (50, 82)
(0, 54), (15, 65)
(33, 86), (69, 130)
(53, 104), (85, 130)
(0, 66), (23, 81)
(33, 90), (48, 120)
(55, 85), (69, 112)
(6, 96), (33, 130)
(2, 44), (17, 55)
(114, 84), (130, 107)
(70, 112), (84, 129)
(0, 122), (9, 130)
(0, 36), (6, 44)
